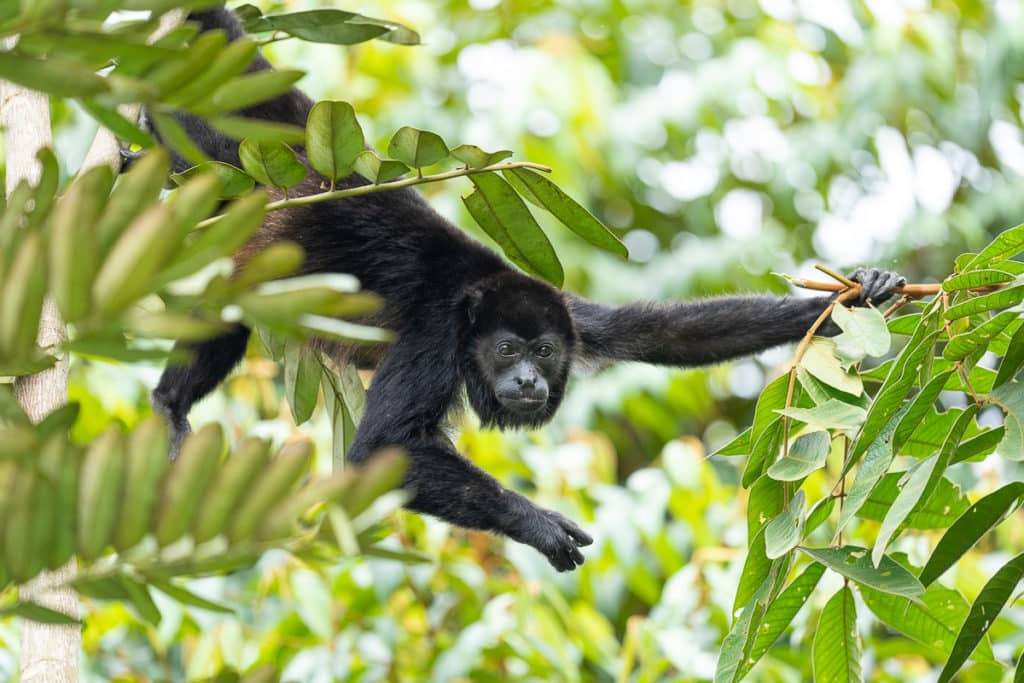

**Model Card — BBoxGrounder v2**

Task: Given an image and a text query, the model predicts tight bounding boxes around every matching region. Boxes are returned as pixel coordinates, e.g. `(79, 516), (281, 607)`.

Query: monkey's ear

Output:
(462, 286), (485, 325)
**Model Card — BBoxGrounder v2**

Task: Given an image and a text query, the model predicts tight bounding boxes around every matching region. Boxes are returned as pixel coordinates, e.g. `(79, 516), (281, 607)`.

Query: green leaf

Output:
(831, 305), (891, 358)
(872, 455), (938, 566)
(79, 100), (155, 148)
(776, 399), (867, 432)
(944, 284), (1024, 319)
(238, 140), (306, 190)
(306, 101), (364, 183)
(171, 161), (254, 199)
(151, 112), (210, 167)
(165, 38), (258, 108)
(747, 474), (785, 541)
(0, 51), (108, 98)
(812, 587), (861, 683)
(765, 490), (805, 559)
(714, 427), (751, 457)
(861, 581), (988, 663)
(943, 269), (1016, 291)
(0, 601), (79, 624)
(244, 10), (392, 45)
(806, 496), (835, 535)
(193, 69), (305, 116)
(150, 579), (233, 614)
(352, 150), (409, 184)
(739, 562), (825, 679)
(892, 371), (955, 453)
(800, 339), (862, 395)
(943, 309), (1019, 361)
(856, 472), (968, 529)
(503, 167), (627, 258)
(887, 312), (921, 335)
(284, 344), (320, 424)
(387, 126), (449, 168)
(298, 315), (395, 345)
(938, 552), (1024, 683)
(991, 381), (1024, 460)
(799, 546), (925, 598)
(920, 482), (1024, 586)
(450, 144), (512, 168)
(464, 178), (563, 287)
(964, 223), (1024, 270)
(995, 322), (1024, 388)
(733, 531), (772, 615)
(767, 431), (830, 481)
(208, 117), (305, 145)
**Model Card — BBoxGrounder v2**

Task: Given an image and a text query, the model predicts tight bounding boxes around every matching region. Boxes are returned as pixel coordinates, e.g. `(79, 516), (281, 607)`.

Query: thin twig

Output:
(882, 295), (913, 319)
(789, 278), (941, 299)
(781, 288), (860, 463)
(815, 264), (856, 288)
(193, 160), (553, 230)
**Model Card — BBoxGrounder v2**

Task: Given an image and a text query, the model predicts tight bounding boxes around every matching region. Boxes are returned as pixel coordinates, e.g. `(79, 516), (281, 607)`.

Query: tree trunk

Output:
(0, 66), (79, 683)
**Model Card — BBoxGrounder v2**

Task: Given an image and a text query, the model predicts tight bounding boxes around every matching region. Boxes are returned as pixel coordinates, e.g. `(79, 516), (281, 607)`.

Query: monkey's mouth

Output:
(497, 394), (548, 413)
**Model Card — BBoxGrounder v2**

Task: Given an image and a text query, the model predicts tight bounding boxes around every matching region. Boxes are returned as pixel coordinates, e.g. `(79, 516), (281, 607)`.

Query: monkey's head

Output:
(460, 272), (576, 429)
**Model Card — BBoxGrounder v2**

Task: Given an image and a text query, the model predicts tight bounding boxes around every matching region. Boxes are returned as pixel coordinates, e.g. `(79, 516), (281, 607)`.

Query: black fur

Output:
(150, 9), (905, 571)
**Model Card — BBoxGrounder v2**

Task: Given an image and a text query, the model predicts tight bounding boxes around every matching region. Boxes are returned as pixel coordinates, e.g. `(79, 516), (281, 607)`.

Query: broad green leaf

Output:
(767, 431), (830, 481)
(151, 112), (210, 167)
(306, 101), (364, 183)
(995, 322), (1024, 388)
(353, 151), (409, 184)
(0, 52), (108, 97)
(450, 144), (512, 168)
(743, 420), (783, 488)
(713, 427), (751, 457)
(831, 305), (891, 358)
(892, 371), (954, 453)
(244, 10), (403, 45)
(753, 374), (792, 443)
(920, 482), (1024, 586)
(943, 309), (1019, 361)
(464, 178), (563, 286)
(765, 490), (805, 559)
(861, 581), (991, 662)
(734, 528), (772, 613)
(799, 546), (925, 598)
(387, 126), (449, 168)
(208, 117), (306, 145)
(856, 473), (969, 529)
(806, 495), (835, 535)
(943, 269), (1016, 291)
(238, 140), (307, 190)
(812, 587), (861, 683)
(79, 100), (155, 147)
(503, 167), (627, 258)
(739, 562), (825, 679)
(150, 579), (233, 614)
(938, 552), (1024, 683)
(95, 147), (169, 255)
(193, 69), (305, 116)
(850, 325), (941, 462)
(284, 344), (320, 424)
(747, 474), (785, 542)
(872, 455), (938, 566)
(298, 315), (395, 345)
(0, 601), (79, 624)
(165, 37), (259, 107)
(800, 339), (862, 394)
(964, 223), (1024, 270)
(776, 399), (867, 432)
(171, 162), (254, 199)
(944, 284), (1024, 319)
(951, 426), (1005, 465)
(990, 381), (1024, 460)
(887, 312), (921, 335)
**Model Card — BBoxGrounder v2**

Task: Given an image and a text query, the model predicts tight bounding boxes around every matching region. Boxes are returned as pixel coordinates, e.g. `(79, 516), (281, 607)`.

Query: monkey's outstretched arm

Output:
(568, 268), (905, 367)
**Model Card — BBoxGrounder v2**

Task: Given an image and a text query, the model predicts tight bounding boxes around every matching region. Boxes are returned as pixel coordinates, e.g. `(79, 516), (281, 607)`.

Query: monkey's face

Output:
(464, 326), (571, 429)
(477, 329), (568, 416)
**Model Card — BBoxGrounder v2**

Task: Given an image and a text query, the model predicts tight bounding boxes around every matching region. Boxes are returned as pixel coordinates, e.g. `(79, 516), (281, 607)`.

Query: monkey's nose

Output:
(515, 375), (536, 389)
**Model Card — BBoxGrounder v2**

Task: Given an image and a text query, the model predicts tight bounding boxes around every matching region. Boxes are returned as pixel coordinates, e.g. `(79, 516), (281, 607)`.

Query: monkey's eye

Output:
(497, 342), (516, 357)
(535, 344), (554, 358)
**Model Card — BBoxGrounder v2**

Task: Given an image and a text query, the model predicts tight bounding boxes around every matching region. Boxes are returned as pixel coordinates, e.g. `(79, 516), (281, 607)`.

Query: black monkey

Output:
(150, 9), (906, 571)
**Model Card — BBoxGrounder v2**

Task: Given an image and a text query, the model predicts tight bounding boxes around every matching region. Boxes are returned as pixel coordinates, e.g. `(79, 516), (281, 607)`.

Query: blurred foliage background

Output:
(8, 0), (1024, 680)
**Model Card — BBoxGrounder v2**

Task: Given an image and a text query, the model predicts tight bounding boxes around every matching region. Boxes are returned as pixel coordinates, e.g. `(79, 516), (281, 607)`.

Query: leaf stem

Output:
(815, 264), (857, 288)
(940, 292), (982, 405)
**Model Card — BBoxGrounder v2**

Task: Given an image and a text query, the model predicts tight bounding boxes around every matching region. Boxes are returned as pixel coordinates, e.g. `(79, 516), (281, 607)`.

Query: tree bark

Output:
(1, 44), (79, 683)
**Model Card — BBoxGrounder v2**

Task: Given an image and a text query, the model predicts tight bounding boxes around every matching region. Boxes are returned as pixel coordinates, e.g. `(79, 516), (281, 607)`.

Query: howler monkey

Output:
(150, 9), (906, 571)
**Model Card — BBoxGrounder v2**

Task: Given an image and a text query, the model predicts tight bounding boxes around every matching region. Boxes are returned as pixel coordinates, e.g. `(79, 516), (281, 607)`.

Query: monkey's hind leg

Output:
(152, 324), (251, 458)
